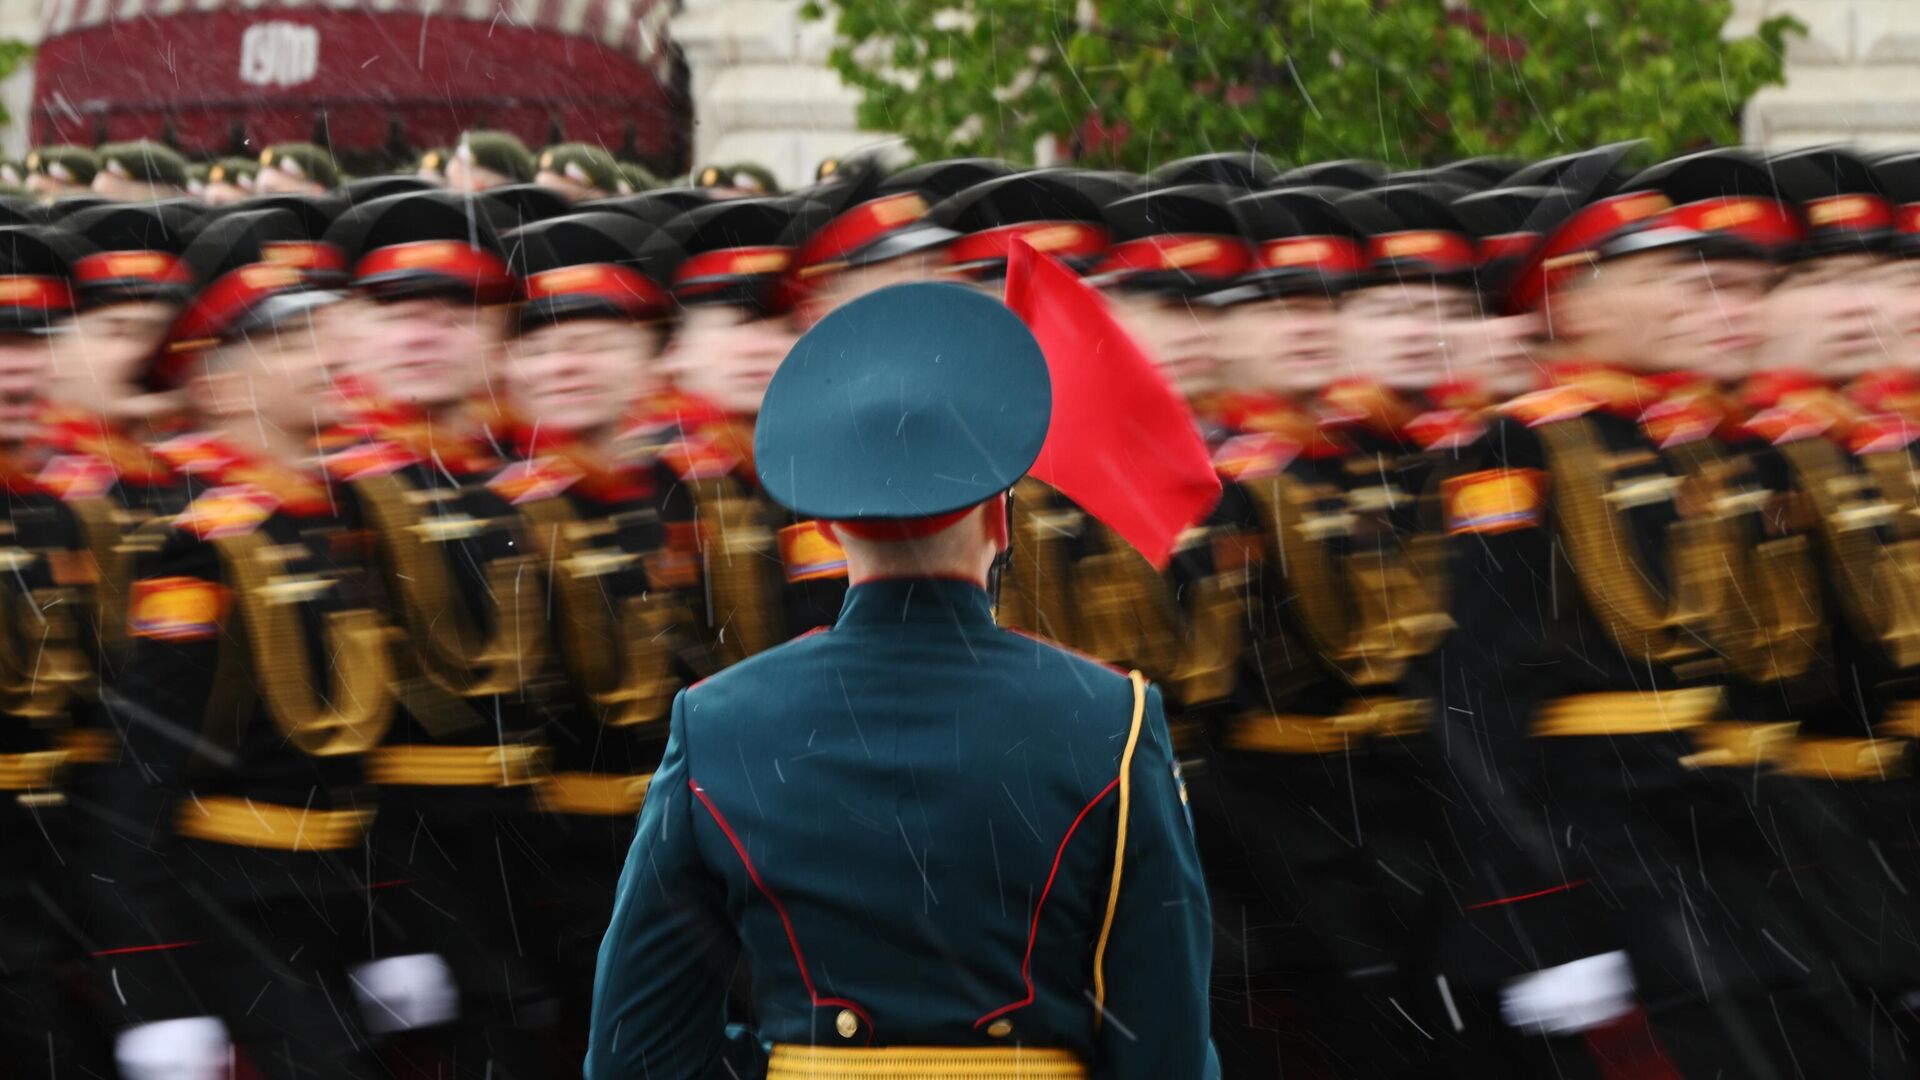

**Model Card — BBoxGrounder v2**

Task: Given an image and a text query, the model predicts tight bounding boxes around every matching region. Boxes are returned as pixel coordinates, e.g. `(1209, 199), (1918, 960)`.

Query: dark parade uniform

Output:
(590, 282), (1217, 1079)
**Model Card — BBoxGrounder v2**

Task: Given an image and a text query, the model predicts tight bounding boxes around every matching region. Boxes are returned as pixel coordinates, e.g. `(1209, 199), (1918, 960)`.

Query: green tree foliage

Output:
(808, 0), (1802, 170)
(0, 41), (31, 131)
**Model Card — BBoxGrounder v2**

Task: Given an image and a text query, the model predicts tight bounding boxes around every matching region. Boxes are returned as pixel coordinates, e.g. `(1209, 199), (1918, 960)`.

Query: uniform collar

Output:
(836, 576), (995, 630)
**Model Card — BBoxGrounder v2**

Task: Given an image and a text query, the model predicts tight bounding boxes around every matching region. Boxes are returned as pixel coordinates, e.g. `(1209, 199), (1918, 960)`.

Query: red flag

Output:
(1004, 241), (1222, 569)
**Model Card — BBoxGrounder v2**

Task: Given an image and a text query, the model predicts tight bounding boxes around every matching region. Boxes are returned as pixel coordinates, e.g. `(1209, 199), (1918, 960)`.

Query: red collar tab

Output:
(1365, 230), (1475, 274)
(1742, 404), (1836, 447)
(1502, 385), (1602, 428)
(1847, 369), (1920, 415)
(73, 250), (189, 287)
(0, 274), (76, 315)
(1848, 413), (1920, 455)
(1256, 234), (1366, 275)
(1806, 194), (1893, 234)
(1662, 196), (1803, 254)
(1093, 233), (1253, 281)
(353, 241), (514, 302)
(1477, 232), (1537, 264)
(523, 263), (671, 319)
(946, 222), (1108, 275)
(1319, 379), (1417, 440)
(1510, 191), (1674, 311)
(1638, 396), (1721, 449)
(37, 410), (173, 489)
(1211, 431), (1301, 480)
(1741, 368), (1830, 411)
(795, 192), (930, 275)
(155, 432), (332, 516)
(1404, 408), (1485, 452)
(1898, 203), (1920, 237)
(672, 245), (793, 297)
(1545, 361), (1657, 419)
(509, 425), (653, 504)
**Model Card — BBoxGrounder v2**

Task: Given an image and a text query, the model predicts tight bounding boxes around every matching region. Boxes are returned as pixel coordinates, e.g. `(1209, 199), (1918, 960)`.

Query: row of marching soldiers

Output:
(0, 137), (1919, 1080)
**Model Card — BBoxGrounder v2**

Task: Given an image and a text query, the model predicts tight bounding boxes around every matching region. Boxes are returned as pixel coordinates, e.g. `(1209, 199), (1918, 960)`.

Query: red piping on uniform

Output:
(975, 776), (1122, 1029)
(92, 940), (202, 957)
(689, 778), (875, 1043)
(1463, 879), (1591, 911)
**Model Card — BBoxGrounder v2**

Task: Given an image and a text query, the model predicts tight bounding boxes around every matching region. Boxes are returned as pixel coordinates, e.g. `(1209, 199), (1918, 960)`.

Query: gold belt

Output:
(57, 728), (119, 765)
(367, 743), (548, 787)
(1223, 698), (1429, 755)
(177, 795), (373, 851)
(534, 771), (653, 816)
(0, 750), (64, 790)
(1880, 701), (1920, 740)
(1532, 688), (1722, 738)
(1680, 722), (1797, 770)
(1779, 737), (1909, 782)
(767, 1045), (1086, 1079)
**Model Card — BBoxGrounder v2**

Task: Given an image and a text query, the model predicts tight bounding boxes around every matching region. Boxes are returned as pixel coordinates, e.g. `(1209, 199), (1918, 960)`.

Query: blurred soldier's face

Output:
(507, 316), (661, 438)
(1222, 293), (1340, 395)
(91, 174), (184, 203)
(254, 169), (327, 198)
(26, 175), (87, 201)
(52, 300), (178, 419)
(444, 159), (512, 195)
(1547, 249), (1732, 373)
(1761, 253), (1899, 380)
(1107, 291), (1224, 398)
(0, 330), (51, 443)
(1872, 257), (1920, 367)
(665, 304), (798, 416)
(194, 316), (336, 435)
(1682, 257), (1771, 382)
(534, 171), (607, 204)
(1336, 280), (1479, 390)
(1446, 305), (1541, 396)
(202, 182), (253, 207)
(801, 252), (950, 327)
(343, 296), (493, 411)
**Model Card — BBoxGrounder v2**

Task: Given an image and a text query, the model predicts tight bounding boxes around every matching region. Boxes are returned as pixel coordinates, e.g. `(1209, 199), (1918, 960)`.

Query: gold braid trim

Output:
(686, 475), (778, 665)
(1534, 420), (1724, 664)
(212, 531), (397, 756)
(517, 496), (681, 727)
(353, 474), (548, 697)
(1780, 440), (1920, 669)
(1663, 441), (1821, 684)
(0, 574), (83, 718)
(1241, 474), (1444, 686)
(997, 478), (1077, 643)
(68, 496), (132, 659)
(1863, 450), (1920, 541)
(1071, 525), (1182, 681)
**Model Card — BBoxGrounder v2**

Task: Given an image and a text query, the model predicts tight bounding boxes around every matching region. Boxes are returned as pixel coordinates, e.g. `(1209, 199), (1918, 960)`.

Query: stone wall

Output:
(1739, 0), (1920, 150)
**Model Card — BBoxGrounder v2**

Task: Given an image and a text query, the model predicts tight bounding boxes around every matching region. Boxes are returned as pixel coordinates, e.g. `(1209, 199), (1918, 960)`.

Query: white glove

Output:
(114, 1016), (232, 1080)
(1500, 950), (1637, 1035)
(349, 952), (460, 1034)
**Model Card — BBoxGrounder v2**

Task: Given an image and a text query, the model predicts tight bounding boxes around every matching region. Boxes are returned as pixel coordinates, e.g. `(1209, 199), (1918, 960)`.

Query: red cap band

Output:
(1900, 203), (1920, 237)
(947, 221), (1109, 273)
(1477, 232), (1537, 263)
(72, 250), (189, 287)
(1258, 234), (1367, 275)
(159, 262), (309, 385)
(832, 504), (975, 540)
(0, 275), (76, 314)
(672, 246), (793, 298)
(1093, 233), (1253, 280)
(1365, 230), (1476, 273)
(794, 192), (930, 275)
(524, 263), (671, 318)
(1509, 191), (1674, 310)
(1662, 196), (1803, 253)
(262, 241), (347, 275)
(353, 240), (513, 302)
(1806, 194), (1893, 233)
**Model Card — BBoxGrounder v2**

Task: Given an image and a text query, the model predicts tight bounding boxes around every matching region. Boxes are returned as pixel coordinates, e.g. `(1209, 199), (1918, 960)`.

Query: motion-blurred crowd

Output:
(5, 131), (1920, 1078)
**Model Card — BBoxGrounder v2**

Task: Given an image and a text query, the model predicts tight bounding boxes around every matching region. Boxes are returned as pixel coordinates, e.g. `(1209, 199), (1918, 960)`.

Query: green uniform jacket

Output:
(588, 577), (1217, 1079)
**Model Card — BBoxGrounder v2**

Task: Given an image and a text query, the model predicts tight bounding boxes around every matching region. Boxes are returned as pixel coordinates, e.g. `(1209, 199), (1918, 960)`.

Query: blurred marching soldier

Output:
(1450, 182), (1561, 395)
(693, 161), (782, 199)
(1148, 150), (1284, 192)
(495, 209), (709, 1053)
(584, 184), (711, 230)
(24, 144), (99, 202)
(1278, 158), (1387, 190)
(92, 141), (191, 202)
(646, 196), (834, 661)
(446, 130), (537, 194)
(1435, 147), (1885, 1076)
(589, 281), (1218, 1079)
(535, 143), (623, 202)
(320, 189), (556, 1078)
(1868, 151), (1920, 368)
(416, 146), (452, 186)
(96, 207), (397, 1079)
(779, 156), (980, 326)
(1201, 184), (1483, 1075)
(201, 156), (260, 206)
(0, 225), (112, 1076)
(256, 141), (341, 197)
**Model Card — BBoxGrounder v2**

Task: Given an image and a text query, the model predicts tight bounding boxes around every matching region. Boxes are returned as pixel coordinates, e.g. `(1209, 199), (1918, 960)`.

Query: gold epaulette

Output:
(767, 1046), (1085, 1080)
(1778, 736), (1909, 781)
(1501, 385), (1601, 428)
(1531, 688), (1722, 738)
(534, 771), (654, 816)
(176, 795), (372, 851)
